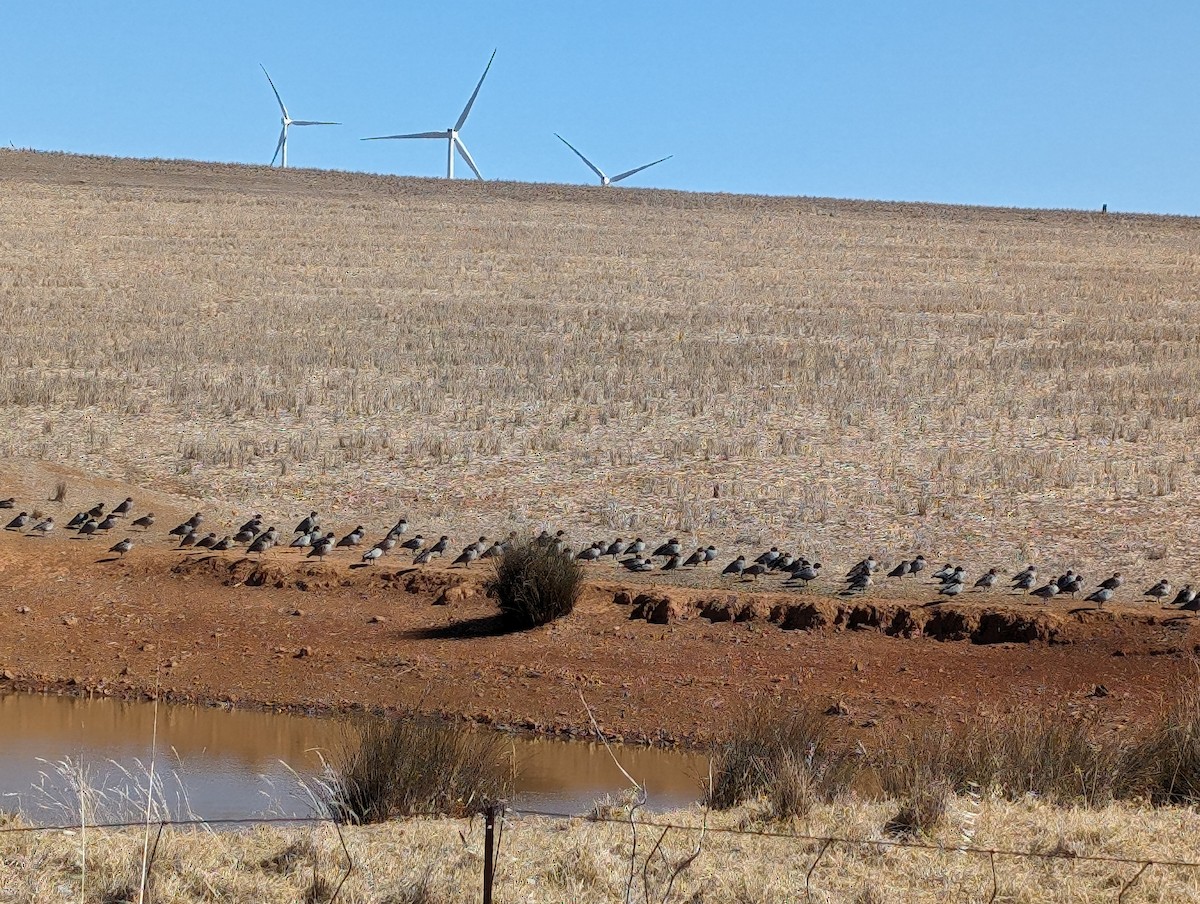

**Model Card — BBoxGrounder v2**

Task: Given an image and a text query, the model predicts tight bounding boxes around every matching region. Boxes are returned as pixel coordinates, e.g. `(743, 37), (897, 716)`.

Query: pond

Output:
(0, 692), (707, 824)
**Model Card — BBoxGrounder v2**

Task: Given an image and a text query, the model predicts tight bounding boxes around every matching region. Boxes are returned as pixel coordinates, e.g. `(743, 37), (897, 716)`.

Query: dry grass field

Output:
(2, 149), (1199, 580)
(4, 798), (1200, 903)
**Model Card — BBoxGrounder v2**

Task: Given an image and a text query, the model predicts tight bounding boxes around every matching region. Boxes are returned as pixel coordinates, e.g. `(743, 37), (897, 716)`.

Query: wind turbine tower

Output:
(261, 65), (339, 168)
(363, 50), (496, 179)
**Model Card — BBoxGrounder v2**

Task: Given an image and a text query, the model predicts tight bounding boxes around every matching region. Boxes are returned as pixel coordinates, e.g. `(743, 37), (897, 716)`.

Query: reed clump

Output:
(321, 716), (511, 824)
(707, 704), (854, 817)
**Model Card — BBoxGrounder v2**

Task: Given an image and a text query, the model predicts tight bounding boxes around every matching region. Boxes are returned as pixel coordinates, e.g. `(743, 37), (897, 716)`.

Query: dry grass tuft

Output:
(708, 704), (852, 815)
(321, 716), (511, 823)
(877, 709), (1124, 806)
(884, 778), (953, 837)
(1121, 679), (1200, 804)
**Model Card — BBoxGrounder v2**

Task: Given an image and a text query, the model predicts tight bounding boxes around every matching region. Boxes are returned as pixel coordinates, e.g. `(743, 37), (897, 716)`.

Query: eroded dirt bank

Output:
(1, 532), (1198, 746)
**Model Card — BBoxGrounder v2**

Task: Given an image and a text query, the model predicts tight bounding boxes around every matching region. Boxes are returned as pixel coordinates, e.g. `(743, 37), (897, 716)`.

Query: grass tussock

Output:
(878, 710), (1123, 807)
(716, 678), (1200, 825)
(1121, 680), (1200, 804)
(488, 540), (582, 629)
(321, 716), (512, 824)
(707, 704), (854, 817)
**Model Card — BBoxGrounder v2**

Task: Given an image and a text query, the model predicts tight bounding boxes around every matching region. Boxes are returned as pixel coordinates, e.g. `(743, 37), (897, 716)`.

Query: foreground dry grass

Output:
(2, 151), (1200, 582)
(3, 797), (1199, 903)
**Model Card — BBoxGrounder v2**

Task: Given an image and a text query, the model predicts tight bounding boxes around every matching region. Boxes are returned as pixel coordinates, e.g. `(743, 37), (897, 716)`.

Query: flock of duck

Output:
(2, 495), (1197, 610)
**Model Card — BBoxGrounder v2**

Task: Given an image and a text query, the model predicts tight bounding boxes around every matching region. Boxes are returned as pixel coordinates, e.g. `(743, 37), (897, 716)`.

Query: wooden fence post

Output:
(482, 803), (498, 904)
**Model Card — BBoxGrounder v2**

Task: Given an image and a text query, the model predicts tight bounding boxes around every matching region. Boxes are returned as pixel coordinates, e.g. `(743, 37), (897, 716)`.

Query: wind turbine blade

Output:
(271, 126), (286, 166)
(260, 65), (289, 120)
(454, 49), (496, 132)
(554, 133), (607, 182)
(361, 131), (447, 141)
(454, 135), (483, 180)
(610, 155), (674, 184)
(290, 120), (340, 126)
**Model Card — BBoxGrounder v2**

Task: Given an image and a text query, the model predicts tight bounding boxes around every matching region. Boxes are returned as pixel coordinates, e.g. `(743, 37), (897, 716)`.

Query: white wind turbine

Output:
(362, 50), (496, 179)
(261, 65), (339, 168)
(554, 134), (672, 186)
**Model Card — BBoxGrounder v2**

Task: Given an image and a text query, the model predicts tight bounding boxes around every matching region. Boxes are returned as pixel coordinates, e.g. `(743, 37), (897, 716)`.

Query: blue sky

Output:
(3, 2), (1198, 214)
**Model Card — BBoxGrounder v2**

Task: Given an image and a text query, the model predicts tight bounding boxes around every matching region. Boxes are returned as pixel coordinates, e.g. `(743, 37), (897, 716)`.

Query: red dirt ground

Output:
(2, 520), (1198, 748)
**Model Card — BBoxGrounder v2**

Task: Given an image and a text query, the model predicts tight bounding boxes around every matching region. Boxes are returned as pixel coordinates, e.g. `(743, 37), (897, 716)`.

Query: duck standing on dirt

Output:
(1170, 585), (1196, 608)
(28, 517), (54, 536)
(452, 546), (479, 568)
(248, 533), (273, 556)
(308, 532), (336, 560)
(1059, 573), (1084, 598)
(973, 568), (998, 590)
(1011, 566), (1036, 593)
(291, 530), (316, 549)
(108, 538), (133, 558)
(722, 555), (746, 578)
(5, 512), (29, 531)
(1030, 582), (1059, 600)
(843, 571), (872, 594)
(788, 562), (822, 586)
(238, 514), (263, 534)
(576, 543), (602, 562)
(336, 526), (365, 548)
(1144, 579), (1172, 602)
(755, 547), (780, 567)
(131, 513), (155, 530)
(742, 563), (768, 581)
(1085, 586), (1113, 607)
(939, 577), (965, 597)
(168, 519), (195, 538)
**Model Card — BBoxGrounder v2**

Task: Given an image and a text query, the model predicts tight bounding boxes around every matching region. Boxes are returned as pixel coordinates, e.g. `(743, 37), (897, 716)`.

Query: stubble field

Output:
(2, 149), (1199, 586)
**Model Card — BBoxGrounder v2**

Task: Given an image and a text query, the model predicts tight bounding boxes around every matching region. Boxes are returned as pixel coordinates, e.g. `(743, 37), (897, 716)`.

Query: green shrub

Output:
(488, 539), (582, 629)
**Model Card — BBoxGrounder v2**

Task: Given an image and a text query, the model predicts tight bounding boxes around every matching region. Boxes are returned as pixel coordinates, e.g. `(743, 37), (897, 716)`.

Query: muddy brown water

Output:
(0, 693), (706, 823)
